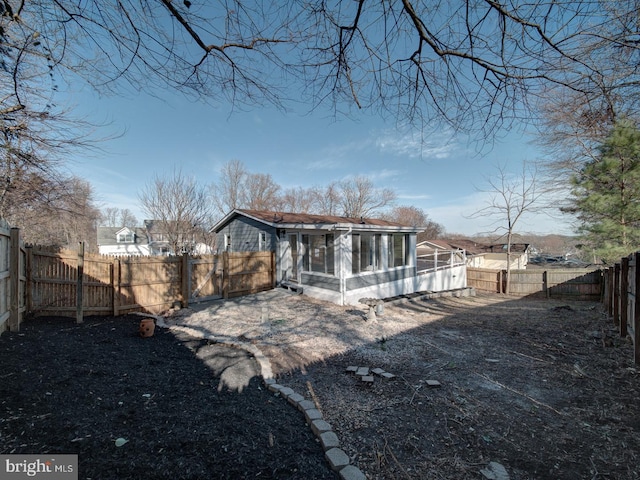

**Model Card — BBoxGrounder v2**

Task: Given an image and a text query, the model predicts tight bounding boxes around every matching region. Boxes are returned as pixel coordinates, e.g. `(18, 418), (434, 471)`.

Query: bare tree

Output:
(468, 163), (545, 294)
(119, 209), (138, 228)
(241, 173), (281, 211)
(100, 207), (138, 227)
(382, 205), (445, 239)
(9, 176), (101, 249)
(278, 186), (316, 213)
(100, 208), (119, 227)
(7, 1), (639, 140)
(381, 206), (428, 228)
(213, 160), (247, 217)
(139, 168), (212, 255)
(310, 183), (341, 216)
(338, 176), (396, 218)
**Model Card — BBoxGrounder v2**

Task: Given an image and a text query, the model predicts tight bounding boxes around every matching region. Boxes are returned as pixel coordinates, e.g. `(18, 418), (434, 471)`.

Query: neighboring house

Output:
(212, 209), (467, 306)
(97, 226), (151, 256)
(419, 238), (530, 270)
(97, 221), (213, 256)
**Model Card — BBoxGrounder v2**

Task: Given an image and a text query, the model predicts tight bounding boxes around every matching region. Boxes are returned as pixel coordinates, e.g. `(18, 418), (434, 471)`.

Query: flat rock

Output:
(361, 375), (374, 383)
(381, 372), (396, 379)
(346, 366), (358, 373)
(355, 367), (369, 376)
(371, 368), (385, 375)
(426, 379), (441, 387)
(480, 461), (510, 480)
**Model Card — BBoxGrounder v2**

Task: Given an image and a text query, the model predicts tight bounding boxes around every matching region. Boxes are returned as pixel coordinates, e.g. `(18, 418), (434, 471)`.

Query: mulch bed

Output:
(0, 315), (336, 480)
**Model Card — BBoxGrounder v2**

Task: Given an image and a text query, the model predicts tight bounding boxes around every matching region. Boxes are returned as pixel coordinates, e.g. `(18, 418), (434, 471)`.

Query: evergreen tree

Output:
(569, 120), (640, 264)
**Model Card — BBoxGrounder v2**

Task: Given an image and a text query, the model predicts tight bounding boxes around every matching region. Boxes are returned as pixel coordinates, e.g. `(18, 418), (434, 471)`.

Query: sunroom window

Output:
(302, 234), (335, 275)
(352, 233), (382, 274)
(388, 234), (409, 267)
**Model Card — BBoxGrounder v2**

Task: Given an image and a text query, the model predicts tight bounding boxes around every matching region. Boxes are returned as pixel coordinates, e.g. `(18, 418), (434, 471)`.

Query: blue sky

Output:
(67, 86), (574, 236)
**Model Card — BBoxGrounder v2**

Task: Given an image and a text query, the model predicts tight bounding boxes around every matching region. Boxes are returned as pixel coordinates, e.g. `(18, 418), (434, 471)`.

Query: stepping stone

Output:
(345, 366), (358, 373)
(381, 372), (396, 379)
(371, 368), (385, 375)
(361, 375), (374, 383)
(355, 367), (369, 376)
(426, 379), (441, 387)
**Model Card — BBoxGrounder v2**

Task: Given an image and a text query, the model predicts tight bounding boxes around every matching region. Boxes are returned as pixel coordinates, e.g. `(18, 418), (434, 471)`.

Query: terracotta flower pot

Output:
(139, 318), (155, 337)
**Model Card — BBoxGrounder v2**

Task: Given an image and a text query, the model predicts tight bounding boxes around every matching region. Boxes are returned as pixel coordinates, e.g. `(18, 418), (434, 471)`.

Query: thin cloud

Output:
(375, 130), (456, 159)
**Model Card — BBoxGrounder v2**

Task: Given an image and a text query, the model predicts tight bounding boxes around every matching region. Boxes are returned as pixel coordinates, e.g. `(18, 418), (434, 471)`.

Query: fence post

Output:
(271, 251), (276, 288)
(8, 228), (20, 331)
(222, 251), (229, 299)
(607, 268), (615, 317)
(634, 253), (640, 365)
(613, 263), (621, 326)
(543, 270), (550, 299)
(113, 258), (121, 317)
(25, 246), (32, 316)
(621, 257), (630, 338)
(181, 253), (190, 308)
(76, 242), (84, 324)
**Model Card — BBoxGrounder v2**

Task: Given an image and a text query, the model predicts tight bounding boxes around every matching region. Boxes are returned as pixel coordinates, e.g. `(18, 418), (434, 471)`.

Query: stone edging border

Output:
(143, 317), (366, 480)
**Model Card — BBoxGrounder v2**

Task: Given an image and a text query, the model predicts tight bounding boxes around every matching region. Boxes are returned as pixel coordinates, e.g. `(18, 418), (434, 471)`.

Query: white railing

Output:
(417, 249), (466, 274)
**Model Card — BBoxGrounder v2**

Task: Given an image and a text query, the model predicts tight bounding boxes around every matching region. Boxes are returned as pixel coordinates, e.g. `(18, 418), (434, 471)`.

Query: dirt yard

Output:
(176, 289), (640, 480)
(2, 289), (639, 479)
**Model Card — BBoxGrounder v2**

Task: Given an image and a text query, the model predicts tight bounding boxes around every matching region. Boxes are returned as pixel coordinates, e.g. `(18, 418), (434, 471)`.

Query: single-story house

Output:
(212, 209), (467, 305)
(418, 239), (530, 270)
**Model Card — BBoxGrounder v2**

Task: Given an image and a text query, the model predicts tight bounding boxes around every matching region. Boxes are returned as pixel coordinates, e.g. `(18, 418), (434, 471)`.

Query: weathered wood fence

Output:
(467, 267), (602, 300)
(602, 252), (640, 364)
(0, 225), (26, 335)
(2, 227), (275, 332)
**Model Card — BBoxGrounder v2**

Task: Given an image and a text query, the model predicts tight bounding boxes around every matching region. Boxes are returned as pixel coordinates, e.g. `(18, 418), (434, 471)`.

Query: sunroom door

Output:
(287, 234), (299, 282)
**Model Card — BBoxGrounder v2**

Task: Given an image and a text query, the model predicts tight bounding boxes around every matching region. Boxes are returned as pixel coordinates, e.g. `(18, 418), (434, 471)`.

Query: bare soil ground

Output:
(177, 289), (640, 480)
(2, 289), (639, 480)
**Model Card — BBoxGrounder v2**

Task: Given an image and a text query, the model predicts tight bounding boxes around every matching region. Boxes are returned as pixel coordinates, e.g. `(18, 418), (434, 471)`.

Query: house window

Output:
(302, 234), (335, 275)
(352, 233), (382, 274)
(388, 234), (409, 267)
(117, 232), (134, 243)
(258, 231), (267, 251)
(224, 234), (232, 252)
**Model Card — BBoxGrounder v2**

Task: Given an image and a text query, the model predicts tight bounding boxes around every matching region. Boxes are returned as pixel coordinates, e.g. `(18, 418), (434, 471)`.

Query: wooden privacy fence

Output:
(467, 267), (602, 300)
(3, 241), (275, 329)
(0, 226), (26, 335)
(602, 252), (640, 364)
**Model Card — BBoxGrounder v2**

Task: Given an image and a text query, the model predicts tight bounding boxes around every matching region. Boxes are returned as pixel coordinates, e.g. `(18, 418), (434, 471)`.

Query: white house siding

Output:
(98, 244), (151, 256)
(341, 264), (467, 306)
